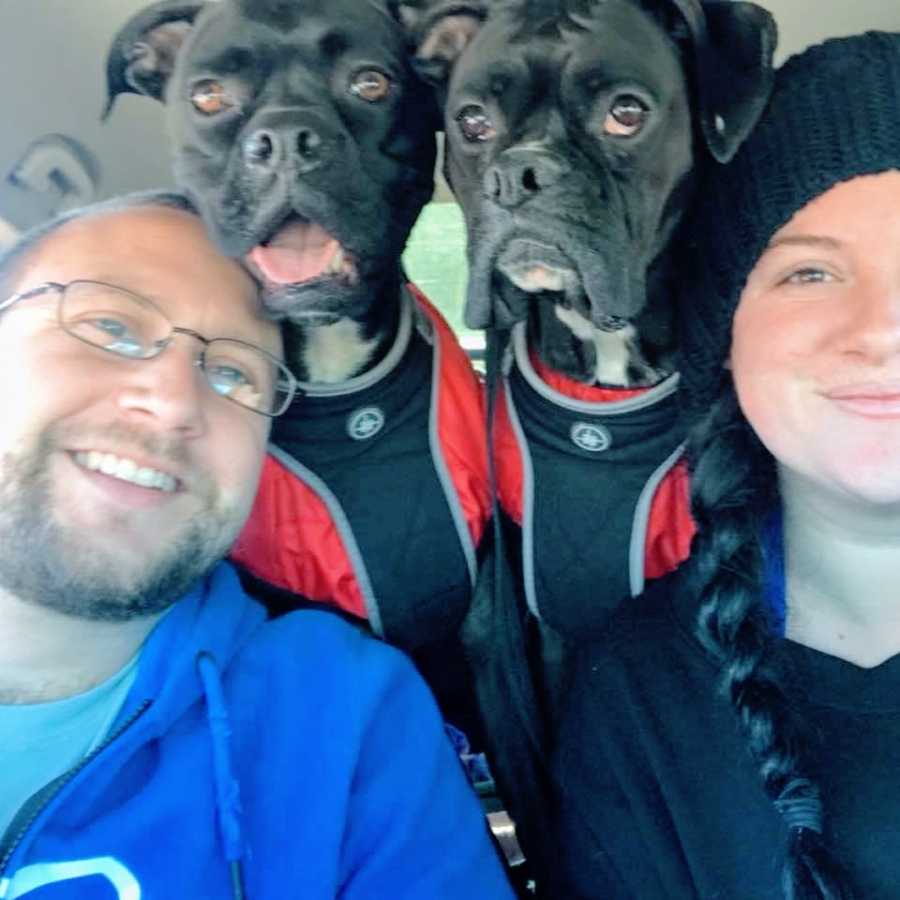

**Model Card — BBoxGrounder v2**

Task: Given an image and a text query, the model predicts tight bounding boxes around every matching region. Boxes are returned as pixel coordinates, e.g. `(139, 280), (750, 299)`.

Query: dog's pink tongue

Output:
(248, 219), (339, 285)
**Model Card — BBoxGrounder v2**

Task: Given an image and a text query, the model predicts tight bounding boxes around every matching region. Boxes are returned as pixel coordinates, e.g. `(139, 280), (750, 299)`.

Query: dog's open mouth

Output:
(246, 215), (358, 298)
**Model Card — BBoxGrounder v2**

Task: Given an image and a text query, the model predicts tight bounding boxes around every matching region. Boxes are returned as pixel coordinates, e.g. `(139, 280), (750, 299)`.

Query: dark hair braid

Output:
(687, 383), (854, 900)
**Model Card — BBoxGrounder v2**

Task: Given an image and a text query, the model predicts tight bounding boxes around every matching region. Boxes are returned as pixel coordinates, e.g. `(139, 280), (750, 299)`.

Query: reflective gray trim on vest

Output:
(267, 444), (384, 637)
(511, 322), (681, 414)
(412, 296), (435, 345)
(428, 327), (478, 587)
(628, 442), (687, 597)
(503, 376), (541, 620)
(295, 288), (415, 398)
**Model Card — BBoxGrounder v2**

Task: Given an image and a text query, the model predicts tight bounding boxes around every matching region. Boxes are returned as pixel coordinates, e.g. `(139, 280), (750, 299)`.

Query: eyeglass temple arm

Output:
(0, 281), (64, 314)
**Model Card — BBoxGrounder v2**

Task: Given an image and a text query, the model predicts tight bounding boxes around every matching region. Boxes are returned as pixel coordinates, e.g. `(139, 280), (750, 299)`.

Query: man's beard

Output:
(0, 423), (243, 622)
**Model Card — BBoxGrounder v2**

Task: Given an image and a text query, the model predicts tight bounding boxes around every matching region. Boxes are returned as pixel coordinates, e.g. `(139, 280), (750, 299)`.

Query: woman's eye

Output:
(349, 69), (392, 103)
(604, 95), (649, 137)
(190, 80), (237, 116)
(456, 105), (497, 143)
(783, 268), (834, 285)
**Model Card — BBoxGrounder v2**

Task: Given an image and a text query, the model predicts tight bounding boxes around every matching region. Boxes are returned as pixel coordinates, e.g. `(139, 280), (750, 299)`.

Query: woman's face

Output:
(731, 171), (900, 507)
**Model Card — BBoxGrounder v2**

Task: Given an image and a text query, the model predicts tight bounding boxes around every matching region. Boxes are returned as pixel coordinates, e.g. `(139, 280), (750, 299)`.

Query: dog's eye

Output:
(604, 95), (649, 137)
(456, 105), (497, 143)
(349, 70), (392, 103)
(191, 80), (236, 116)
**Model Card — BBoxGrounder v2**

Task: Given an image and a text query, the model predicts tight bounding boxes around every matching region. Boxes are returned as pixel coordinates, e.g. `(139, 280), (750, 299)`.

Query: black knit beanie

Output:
(679, 30), (900, 421)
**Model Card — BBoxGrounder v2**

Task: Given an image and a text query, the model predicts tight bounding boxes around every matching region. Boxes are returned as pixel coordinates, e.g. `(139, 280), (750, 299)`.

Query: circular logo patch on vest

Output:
(347, 406), (385, 441)
(570, 421), (611, 453)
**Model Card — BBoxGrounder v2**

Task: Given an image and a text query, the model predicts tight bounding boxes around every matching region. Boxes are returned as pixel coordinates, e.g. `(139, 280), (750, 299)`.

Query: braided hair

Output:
(685, 382), (853, 899)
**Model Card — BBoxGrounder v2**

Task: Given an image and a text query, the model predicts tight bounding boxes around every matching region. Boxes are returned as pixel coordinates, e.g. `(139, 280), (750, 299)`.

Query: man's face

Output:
(0, 206), (280, 620)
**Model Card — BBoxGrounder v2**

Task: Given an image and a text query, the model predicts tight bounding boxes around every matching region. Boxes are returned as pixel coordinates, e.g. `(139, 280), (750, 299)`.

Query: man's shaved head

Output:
(0, 191), (199, 300)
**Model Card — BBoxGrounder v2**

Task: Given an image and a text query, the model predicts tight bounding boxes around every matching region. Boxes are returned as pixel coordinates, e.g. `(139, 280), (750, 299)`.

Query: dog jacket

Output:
(493, 324), (695, 637)
(231, 285), (490, 650)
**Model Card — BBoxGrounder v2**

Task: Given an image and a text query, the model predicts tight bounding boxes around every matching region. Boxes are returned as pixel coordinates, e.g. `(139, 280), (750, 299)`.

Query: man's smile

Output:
(71, 450), (179, 493)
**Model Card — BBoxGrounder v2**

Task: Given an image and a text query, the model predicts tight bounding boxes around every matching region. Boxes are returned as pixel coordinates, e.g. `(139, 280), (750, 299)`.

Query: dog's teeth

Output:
(327, 247), (345, 275)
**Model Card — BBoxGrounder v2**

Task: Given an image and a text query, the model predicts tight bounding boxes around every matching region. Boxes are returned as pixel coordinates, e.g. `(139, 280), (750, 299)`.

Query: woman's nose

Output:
(840, 275), (900, 364)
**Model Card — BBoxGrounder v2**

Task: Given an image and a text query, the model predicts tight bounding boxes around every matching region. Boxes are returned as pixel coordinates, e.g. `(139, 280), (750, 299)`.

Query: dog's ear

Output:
(390, 1), (489, 87)
(103, 1), (208, 120)
(672, 0), (777, 163)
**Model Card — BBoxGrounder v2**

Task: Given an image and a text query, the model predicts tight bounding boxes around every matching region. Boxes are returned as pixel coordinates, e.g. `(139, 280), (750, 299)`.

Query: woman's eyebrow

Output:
(765, 234), (843, 252)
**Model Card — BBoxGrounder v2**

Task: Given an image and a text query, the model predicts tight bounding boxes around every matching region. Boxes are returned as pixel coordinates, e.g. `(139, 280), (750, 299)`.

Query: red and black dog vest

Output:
(493, 324), (695, 638)
(231, 286), (490, 650)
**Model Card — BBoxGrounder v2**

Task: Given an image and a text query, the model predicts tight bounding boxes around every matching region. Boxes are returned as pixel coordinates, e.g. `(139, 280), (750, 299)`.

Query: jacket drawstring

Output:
(196, 652), (248, 900)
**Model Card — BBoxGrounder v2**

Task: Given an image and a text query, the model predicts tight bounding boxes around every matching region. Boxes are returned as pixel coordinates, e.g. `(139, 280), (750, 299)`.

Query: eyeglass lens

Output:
(58, 281), (294, 416)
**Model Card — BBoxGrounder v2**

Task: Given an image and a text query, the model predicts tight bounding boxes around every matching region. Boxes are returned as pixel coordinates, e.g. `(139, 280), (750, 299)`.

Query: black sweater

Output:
(548, 570), (900, 899)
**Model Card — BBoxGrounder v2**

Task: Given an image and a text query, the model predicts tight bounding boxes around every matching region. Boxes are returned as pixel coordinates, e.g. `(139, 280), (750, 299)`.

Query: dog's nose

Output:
(244, 130), (277, 166)
(484, 150), (568, 208)
(242, 120), (332, 175)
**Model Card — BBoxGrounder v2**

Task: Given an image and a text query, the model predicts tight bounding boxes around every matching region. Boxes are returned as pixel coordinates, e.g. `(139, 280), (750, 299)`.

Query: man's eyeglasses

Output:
(0, 280), (299, 417)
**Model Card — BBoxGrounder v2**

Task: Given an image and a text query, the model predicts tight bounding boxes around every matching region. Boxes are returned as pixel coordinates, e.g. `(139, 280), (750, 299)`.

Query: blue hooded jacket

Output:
(0, 564), (514, 899)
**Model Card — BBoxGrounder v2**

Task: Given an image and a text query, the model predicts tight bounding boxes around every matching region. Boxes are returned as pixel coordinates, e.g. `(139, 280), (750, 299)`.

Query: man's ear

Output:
(103, 0), (208, 119)
(390, 1), (489, 88)
(670, 0), (777, 163)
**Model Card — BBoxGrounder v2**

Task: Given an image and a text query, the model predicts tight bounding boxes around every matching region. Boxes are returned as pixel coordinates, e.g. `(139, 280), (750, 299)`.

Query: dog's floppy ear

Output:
(671, 0), (777, 163)
(390, 1), (489, 87)
(103, 1), (208, 119)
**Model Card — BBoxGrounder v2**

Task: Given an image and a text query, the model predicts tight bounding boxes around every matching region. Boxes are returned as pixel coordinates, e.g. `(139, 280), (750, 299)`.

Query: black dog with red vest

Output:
(105, 0), (490, 734)
(399, 0), (776, 634)
(396, 0), (777, 879)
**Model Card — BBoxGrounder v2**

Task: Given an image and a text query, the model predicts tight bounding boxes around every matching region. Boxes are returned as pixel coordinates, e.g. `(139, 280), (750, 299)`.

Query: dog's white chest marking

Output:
(553, 305), (636, 386)
(303, 319), (379, 384)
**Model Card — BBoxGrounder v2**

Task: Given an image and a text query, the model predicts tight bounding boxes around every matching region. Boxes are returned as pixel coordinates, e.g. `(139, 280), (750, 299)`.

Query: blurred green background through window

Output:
(402, 201), (484, 354)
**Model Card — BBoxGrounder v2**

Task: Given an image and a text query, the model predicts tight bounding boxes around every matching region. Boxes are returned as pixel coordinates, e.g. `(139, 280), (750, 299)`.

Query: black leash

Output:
(460, 328), (555, 897)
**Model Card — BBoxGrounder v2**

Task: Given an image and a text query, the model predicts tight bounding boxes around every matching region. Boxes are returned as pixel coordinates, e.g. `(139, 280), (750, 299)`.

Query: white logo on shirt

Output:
(570, 422), (611, 453)
(1, 857), (140, 899)
(347, 406), (386, 441)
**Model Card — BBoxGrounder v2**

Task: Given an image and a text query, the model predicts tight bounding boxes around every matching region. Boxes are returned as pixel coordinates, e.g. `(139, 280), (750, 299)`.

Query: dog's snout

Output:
(244, 130), (276, 166)
(242, 110), (339, 176)
(484, 151), (568, 209)
(296, 127), (322, 159)
(243, 125), (326, 174)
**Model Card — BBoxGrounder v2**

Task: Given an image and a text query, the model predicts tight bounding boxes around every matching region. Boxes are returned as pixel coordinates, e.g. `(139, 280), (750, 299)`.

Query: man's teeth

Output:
(74, 451), (177, 493)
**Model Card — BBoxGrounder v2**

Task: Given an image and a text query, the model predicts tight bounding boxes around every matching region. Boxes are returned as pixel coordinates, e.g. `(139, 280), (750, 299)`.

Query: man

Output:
(0, 192), (514, 899)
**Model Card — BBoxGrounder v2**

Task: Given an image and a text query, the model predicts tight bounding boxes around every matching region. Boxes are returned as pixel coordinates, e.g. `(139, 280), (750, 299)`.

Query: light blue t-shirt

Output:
(0, 656), (138, 840)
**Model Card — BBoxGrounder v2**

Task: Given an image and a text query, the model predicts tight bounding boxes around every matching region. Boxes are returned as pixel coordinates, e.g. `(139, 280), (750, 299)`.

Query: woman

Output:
(548, 31), (900, 900)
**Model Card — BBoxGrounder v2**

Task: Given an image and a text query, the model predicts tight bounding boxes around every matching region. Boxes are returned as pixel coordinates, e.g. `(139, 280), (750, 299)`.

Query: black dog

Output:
(106, 0), (435, 379)
(396, 0), (775, 631)
(395, 0), (775, 882)
(402, 0), (775, 382)
(105, 0), (491, 730)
